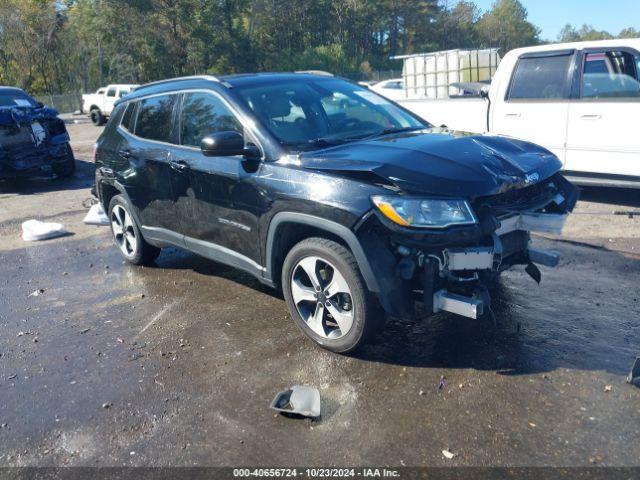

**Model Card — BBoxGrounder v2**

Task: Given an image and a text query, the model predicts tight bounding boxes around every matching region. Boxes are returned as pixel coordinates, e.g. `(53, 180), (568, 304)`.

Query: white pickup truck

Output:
(81, 84), (138, 126)
(400, 39), (640, 188)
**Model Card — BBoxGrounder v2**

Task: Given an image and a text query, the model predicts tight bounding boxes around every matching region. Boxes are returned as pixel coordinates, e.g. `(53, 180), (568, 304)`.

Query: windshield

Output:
(235, 78), (428, 151)
(0, 92), (37, 108)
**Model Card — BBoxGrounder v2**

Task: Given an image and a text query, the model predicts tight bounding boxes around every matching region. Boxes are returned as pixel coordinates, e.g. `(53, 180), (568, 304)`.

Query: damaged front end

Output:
(0, 105), (74, 180)
(356, 173), (578, 320)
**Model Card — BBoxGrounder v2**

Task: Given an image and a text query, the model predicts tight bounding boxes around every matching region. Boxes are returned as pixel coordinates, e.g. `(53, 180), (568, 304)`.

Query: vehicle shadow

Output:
(355, 269), (639, 377)
(0, 158), (95, 195)
(154, 247), (282, 300)
(578, 185), (640, 209)
(147, 237), (639, 379)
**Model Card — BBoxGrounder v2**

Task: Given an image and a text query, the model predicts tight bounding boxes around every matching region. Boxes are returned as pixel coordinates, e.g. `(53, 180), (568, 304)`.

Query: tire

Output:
(281, 237), (382, 353)
(53, 146), (76, 178)
(90, 108), (105, 126)
(108, 195), (160, 265)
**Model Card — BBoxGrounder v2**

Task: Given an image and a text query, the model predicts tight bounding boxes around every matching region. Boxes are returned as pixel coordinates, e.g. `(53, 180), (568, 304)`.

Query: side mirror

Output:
(200, 131), (247, 157)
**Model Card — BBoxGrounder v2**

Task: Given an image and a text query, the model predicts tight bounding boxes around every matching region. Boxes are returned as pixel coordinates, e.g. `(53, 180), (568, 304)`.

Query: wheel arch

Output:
(264, 212), (380, 293)
(97, 179), (143, 229)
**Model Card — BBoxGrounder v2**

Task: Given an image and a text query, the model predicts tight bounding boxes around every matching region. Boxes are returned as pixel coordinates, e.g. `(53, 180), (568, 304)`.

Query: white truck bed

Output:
(399, 98), (487, 134)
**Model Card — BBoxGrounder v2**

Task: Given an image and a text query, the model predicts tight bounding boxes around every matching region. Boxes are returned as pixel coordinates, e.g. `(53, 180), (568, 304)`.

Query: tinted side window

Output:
(107, 88), (117, 97)
(135, 95), (177, 142)
(508, 55), (572, 100)
(180, 92), (242, 148)
(582, 51), (640, 99)
(120, 102), (136, 132)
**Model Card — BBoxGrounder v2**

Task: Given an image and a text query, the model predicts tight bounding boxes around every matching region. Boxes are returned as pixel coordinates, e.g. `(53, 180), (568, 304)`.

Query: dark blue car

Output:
(0, 87), (75, 180)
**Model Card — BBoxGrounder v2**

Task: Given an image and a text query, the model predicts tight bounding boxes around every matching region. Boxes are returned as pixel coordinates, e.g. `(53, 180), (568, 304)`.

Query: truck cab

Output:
(82, 84), (138, 126)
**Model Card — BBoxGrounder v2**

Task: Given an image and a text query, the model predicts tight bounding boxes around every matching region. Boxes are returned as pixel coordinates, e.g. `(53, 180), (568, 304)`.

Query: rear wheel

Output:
(108, 195), (160, 265)
(90, 108), (105, 126)
(281, 237), (382, 353)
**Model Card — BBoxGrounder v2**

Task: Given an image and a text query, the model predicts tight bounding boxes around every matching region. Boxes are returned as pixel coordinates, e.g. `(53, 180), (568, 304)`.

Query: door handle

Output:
(118, 149), (131, 159)
(580, 114), (602, 120)
(170, 160), (190, 171)
(505, 113), (521, 118)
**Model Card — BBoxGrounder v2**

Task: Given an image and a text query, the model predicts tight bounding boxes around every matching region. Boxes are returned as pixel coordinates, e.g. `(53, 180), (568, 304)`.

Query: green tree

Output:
(436, 1), (481, 49)
(559, 24), (638, 42)
(476, 0), (540, 53)
(558, 24), (613, 42)
(618, 27), (640, 39)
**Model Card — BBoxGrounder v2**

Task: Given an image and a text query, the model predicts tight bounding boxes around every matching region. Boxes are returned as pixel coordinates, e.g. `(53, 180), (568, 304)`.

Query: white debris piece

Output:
(83, 203), (109, 226)
(22, 219), (67, 242)
(442, 449), (457, 459)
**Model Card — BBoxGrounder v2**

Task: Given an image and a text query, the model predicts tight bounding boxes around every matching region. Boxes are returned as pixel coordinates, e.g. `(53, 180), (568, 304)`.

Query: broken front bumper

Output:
(429, 212), (566, 319)
(356, 173), (578, 320)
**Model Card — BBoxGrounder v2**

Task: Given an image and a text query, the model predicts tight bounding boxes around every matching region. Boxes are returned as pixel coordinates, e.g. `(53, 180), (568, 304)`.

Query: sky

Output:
(470, 0), (640, 40)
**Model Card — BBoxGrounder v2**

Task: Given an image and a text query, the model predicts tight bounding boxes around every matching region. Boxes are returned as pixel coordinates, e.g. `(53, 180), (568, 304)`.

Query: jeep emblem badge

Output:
(525, 172), (540, 184)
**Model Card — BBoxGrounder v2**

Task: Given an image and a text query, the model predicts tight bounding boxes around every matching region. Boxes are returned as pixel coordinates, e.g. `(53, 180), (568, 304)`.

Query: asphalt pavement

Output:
(0, 123), (639, 467)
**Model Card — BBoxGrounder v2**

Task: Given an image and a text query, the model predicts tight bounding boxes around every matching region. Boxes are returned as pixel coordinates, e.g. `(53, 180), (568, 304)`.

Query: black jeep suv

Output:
(94, 73), (577, 353)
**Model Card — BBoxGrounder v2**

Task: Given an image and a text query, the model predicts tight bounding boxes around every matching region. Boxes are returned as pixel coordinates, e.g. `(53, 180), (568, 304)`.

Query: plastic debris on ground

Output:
(270, 385), (321, 419)
(628, 357), (640, 388)
(83, 203), (109, 226)
(22, 219), (67, 241)
(442, 449), (457, 459)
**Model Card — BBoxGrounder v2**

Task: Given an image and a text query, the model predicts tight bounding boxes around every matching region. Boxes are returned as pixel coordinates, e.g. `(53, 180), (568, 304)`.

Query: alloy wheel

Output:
(111, 204), (137, 257)
(290, 256), (354, 339)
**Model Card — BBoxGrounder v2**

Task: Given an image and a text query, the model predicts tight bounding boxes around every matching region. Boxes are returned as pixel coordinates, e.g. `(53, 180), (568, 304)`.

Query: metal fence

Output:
(35, 93), (82, 114)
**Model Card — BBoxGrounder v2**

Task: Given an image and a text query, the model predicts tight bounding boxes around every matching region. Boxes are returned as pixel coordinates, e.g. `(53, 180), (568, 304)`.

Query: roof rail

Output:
(294, 70), (334, 77)
(133, 75), (220, 91)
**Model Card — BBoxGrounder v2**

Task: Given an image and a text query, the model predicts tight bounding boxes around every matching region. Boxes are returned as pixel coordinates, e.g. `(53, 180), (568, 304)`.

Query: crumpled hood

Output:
(298, 130), (562, 197)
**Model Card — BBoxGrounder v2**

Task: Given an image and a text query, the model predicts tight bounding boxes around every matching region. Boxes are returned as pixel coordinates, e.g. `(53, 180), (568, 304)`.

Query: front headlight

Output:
(371, 195), (477, 228)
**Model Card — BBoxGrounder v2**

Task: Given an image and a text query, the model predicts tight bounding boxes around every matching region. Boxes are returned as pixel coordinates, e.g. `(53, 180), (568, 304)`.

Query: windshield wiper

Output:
(305, 137), (349, 147)
(355, 126), (424, 141)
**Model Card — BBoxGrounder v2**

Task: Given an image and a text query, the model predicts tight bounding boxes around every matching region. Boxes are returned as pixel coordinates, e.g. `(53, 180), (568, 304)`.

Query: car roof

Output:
(120, 72), (341, 103)
(505, 38), (640, 59)
(0, 86), (28, 95)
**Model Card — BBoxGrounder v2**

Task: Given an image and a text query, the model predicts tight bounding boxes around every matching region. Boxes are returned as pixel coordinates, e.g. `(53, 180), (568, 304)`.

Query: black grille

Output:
(473, 175), (557, 214)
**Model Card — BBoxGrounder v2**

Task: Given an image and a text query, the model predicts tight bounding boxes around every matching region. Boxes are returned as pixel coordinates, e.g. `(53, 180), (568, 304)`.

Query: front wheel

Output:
(108, 195), (160, 265)
(281, 238), (382, 353)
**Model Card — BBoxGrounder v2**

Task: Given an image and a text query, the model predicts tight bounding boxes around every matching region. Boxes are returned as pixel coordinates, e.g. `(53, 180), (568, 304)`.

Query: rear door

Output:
(125, 93), (184, 234)
(491, 50), (575, 163)
(565, 48), (640, 177)
(171, 90), (263, 268)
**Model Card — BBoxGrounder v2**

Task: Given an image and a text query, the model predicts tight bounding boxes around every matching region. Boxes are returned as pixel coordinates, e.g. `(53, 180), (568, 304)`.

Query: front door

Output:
(171, 91), (263, 272)
(565, 48), (640, 177)
(491, 51), (574, 163)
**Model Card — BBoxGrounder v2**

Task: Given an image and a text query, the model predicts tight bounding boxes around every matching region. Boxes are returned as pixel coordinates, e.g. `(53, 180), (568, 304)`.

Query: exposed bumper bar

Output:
(433, 289), (484, 319)
(527, 247), (560, 267)
(496, 213), (568, 236)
